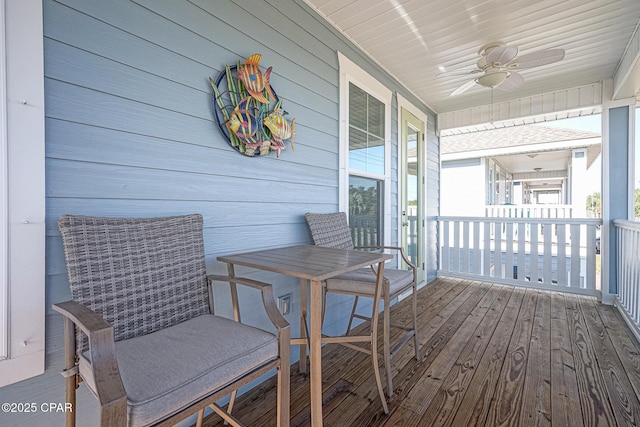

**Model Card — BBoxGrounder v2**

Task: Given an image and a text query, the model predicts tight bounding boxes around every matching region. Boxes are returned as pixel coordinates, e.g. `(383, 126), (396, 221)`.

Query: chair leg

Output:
(277, 332), (290, 427)
(412, 283), (419, 360)
(65, 374), (77, 427)
(321, 287), (327, 326)
(371, 344), (389, 414)
(195, 408), (205, 427)
(227, 390), (238, 419)
(346, 295), (360, 335)
(370, 283), (389, 414)
(383, 295), (393, 398)
(207, 390), (238, 427)
(62, 317), (77, 427)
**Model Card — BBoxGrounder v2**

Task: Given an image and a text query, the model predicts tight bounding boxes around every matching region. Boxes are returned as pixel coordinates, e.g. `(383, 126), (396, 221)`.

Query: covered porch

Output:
(202, 277), (640, 426)
(2, 0), (640, 426)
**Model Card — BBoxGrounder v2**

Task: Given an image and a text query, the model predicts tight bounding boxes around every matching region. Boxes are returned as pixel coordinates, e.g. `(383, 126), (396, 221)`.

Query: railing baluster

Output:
(505, 222), (514, 280)
(627, 230), (640, 324)
(586, 224), (596, 290)
(530, 223), (539, 283)
(453, 220), (460, 273)
(462, 221), (470, 273)
(628, 228), (636, 323)
(543, 222), (552, 284)
(473, 221), (481, 275)
(442, 220), (450, 273)
(570, 224), (581, 288)
(557, 224), (567, 286)
(518, 222), (526, 283)
(494, 220), (502, 278)
(484, 220), (491, 277)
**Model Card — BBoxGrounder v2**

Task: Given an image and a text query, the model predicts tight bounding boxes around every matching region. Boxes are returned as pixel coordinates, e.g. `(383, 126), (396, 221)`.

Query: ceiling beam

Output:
(613, 18), (640, 99)
(437, 82), (603, 134)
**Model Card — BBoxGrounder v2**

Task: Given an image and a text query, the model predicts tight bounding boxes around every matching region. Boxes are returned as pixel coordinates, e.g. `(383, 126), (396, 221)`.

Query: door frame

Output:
(397, 94), (428, 286)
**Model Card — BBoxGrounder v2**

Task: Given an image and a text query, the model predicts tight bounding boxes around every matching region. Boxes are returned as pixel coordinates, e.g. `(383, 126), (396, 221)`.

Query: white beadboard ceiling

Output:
(304, 0), (640, 117)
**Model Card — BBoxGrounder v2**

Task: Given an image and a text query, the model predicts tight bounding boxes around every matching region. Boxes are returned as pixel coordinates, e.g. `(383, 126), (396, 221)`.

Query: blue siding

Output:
(0, 1), (438, 425)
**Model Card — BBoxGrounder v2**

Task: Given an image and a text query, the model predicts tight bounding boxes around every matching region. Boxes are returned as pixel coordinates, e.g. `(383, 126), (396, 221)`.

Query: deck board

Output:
(201, 278), (640, 427)
(519, 290), (552, 426)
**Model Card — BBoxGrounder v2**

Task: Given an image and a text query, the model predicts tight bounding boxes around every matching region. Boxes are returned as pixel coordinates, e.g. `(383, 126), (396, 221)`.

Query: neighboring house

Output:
(440, 125), (601, 217)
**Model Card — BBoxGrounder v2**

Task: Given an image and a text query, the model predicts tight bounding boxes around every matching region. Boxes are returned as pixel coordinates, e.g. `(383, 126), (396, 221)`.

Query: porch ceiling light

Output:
(476, 71), (509, 88)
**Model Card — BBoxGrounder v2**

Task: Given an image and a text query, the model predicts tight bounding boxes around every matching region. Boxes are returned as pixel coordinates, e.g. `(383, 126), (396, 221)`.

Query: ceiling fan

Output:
(437, 42), (565, 96)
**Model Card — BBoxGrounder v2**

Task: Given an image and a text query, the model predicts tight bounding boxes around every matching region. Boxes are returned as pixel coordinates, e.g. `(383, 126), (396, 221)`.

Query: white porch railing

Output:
(614, 220), (640, 337)
(485, 204), (573, 219)
(438, 216), (602, 296)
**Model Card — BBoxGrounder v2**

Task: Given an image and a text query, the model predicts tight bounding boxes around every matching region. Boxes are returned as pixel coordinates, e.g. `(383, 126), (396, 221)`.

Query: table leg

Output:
(299, 278), (308, 374)
(309, 279), (323, 426)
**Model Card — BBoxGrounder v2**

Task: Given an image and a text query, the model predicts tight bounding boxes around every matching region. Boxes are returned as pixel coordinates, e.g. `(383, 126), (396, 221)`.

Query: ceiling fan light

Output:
(476, 71), (509, 88)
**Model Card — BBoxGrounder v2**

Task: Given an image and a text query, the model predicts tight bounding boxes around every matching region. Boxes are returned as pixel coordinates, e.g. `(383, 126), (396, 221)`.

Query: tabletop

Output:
(217, 244), (393, 281)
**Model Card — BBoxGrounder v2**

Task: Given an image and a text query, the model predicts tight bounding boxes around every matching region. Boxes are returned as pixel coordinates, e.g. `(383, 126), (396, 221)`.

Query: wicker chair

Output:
(53, 214), (290, 427)
(304, 212), (419, 402)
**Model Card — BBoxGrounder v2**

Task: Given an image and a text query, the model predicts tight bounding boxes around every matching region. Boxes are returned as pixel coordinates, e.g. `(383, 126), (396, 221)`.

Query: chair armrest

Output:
(53, 300), (112, 336)
(355, 245), (417, 270)
(52, 301), (127, 421)
(207, 275), (290, 333)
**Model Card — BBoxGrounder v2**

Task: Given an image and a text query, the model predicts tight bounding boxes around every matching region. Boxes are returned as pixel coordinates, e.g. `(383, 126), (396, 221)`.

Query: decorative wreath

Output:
(210, 54), (295, 157)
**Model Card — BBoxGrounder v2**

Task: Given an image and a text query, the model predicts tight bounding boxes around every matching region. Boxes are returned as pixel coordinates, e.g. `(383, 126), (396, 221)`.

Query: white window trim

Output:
(337, 52), (392, 245)
(0, 0), (46, 387)
(396, 94), (428, 250)
(0, 0), (7, 364)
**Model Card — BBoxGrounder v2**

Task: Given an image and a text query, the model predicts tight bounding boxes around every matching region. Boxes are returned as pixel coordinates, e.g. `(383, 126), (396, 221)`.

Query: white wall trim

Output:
(337, 51), (393, 245)
(0, 0), (46, 388)
(0, 0), (8, 363)
(396, 94), (428, 275)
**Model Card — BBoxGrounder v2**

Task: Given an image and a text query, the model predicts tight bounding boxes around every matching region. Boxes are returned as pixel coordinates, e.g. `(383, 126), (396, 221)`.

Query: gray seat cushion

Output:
(325, 267), (413, 296)
(96, 314), (278, 427)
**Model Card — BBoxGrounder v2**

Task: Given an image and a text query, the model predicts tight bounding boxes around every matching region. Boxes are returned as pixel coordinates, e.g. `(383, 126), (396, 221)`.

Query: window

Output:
(348, 83), (385, 175)
(338, 53), (392, 245)
(349, 176), (382, 246)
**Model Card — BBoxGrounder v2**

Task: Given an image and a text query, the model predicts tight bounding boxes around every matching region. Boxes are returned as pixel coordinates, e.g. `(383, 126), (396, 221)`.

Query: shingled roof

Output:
(441, 125), (601, 155)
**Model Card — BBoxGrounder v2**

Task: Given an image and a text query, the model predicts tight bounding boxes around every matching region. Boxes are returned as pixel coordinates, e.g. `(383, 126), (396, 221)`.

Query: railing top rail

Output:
(614, 219), (640, 231)
(438, 215), (603, 226)
(484, 204), (573, 209)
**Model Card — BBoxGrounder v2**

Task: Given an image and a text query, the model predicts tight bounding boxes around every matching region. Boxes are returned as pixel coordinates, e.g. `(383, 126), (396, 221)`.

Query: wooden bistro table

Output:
(217, 244), (392, 426)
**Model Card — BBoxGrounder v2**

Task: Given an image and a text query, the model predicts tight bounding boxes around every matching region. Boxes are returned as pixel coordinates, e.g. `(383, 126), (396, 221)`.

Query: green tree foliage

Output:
(586, 192), (601, 218)
(349, 186), (378, 216)
(635, 188), (640, 219)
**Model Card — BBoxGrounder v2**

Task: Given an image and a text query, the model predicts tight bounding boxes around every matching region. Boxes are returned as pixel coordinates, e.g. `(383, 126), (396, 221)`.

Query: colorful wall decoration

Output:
(210, 54), (295, 157)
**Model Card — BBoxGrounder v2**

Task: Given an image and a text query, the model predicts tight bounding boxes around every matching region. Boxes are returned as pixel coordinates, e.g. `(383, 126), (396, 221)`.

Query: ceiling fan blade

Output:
(436, 68), (482, 78)
(510, 48), (565, 69)
(450, 79), (478, 96)
(485, 45), (519, 64)
(497, 71), (525, 91)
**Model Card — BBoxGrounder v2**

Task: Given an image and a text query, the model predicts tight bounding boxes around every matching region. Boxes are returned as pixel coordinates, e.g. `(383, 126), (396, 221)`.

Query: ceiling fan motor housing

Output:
(442, 41), (565, 96)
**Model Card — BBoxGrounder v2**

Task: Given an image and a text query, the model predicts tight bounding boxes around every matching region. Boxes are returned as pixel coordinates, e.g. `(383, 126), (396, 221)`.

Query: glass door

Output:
(400, 107), (425, 283)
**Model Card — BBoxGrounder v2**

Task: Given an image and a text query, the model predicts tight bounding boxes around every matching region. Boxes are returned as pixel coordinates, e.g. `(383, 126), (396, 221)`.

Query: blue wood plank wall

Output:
(0, 1), (439, 425)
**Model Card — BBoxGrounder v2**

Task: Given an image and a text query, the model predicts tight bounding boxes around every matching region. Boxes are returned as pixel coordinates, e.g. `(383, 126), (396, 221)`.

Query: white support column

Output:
(601, 79), (636, 304)
(571, 148), (588, 218)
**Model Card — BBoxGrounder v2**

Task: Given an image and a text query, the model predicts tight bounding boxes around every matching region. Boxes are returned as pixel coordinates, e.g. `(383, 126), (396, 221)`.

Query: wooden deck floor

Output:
(202, 277), (640, 426)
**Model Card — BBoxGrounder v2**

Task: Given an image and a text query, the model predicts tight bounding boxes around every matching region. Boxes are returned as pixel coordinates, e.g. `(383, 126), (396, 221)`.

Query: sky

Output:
(533, 109), (640, 195)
